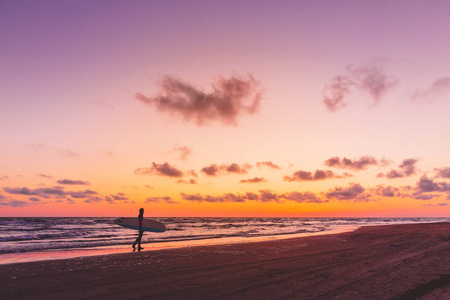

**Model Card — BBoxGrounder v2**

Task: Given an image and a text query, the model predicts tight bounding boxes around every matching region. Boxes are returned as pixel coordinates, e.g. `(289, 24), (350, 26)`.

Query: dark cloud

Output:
(67, 190), (98, 199)
(415, 176), (450, 193)
(201, 164), (221, 176)
(245, 192), (259, 200)
(281, 191), (325, 203)
(412, 77), (450, 101)
(371, 185), (401, 197)
(180, 193), (246, 203)
(226, 163), (251, 174)
(324, 156), (387, 171)
(146, 196), (179, 204)
(435, 167), (450, 178)
(29, 197), (42, 202)
(135, 162), (183, 178)
(323, 63), (398, 111)
(379, 159), (419, 179)
(3, 186), (66, 198)
(0, 199), (31, 207)
(283, 169), (352, 182)
(105, 193), (134, 205)
(201, 163), (252, 176)
(258, 190), (280, 202)
(240, 177), (267, 183)
(136, 74), (263, 126)
(325, 183), (366, 201)
(57, 179), (90, 185)
(256, 161), (281, 170)
(0, 176), (9, 180)
(84, 196), (103, 203)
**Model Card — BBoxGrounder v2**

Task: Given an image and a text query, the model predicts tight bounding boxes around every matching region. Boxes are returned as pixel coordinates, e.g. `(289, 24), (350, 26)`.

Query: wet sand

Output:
(2, 222), (450, 299)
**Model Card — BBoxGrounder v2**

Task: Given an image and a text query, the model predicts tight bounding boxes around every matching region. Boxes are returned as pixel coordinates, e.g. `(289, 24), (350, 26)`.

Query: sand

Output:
(2, 222), (450, 299)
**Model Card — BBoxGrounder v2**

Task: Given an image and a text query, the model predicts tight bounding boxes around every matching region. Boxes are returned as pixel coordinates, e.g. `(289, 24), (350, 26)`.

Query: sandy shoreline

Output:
(2, 222), (450, 299)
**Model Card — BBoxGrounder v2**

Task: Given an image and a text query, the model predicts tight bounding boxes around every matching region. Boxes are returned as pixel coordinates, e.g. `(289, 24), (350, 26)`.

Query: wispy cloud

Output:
(412, 77), (450, 101)
(323, 62), (398, 111)
(136, 74), (263, 126)
(30, 144), (79, 158)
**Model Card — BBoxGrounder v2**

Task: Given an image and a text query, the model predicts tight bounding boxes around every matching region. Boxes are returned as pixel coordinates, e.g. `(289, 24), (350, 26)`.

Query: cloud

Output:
(30, 144), (79, 158)
(324, 156), (388, 171)
(3, 186), (66, 198)
(423, 203), (449, 207)
(371, 185), (401, 197)
(323, 62), (398, 111)
(412, 77), (450, 101)
(325, 183), (366, 201)
(240, 177), (267, 183)
(323, 75), (352, 111)
(378, 159), (419, 179)
(57, 179), (90, 185)
(67, 190), (98, 199)
(37, 174), (52, 179)
(29, 197), (42, 202)
(283, 169), (352, 182)
(174, 146), (192, 160)
(281, 191), (325, 203)
(180, 193), (247, 203)
(0, 199), (31, 207)
(176, 179), (198, 184)
(105, 193), (135, 204)
(146, 196), (179, 204)
(435, 167), (450, 178)
(135, 162), (183, 178)
(166, 146), (193, 160)
(415, 176), (450, 193)
(136, 74), (263, 126)
(256, 161), (281, 170)
(200, 163), (252, 176)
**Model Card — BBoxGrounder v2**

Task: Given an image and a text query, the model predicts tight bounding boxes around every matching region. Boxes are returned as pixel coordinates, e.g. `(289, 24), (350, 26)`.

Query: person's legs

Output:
(137, 229), (143, 251)
(132, 230), (143, 250)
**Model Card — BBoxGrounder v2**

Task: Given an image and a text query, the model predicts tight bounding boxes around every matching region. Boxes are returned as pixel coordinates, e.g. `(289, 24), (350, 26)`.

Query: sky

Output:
(1, 0), (450, 217)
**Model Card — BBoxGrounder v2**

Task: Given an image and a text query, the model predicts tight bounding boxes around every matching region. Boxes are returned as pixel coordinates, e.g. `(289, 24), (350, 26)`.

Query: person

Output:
(132, 208), (144, 251)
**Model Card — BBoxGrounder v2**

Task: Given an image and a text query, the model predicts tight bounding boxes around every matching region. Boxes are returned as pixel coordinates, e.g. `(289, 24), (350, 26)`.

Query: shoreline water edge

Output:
(1, 217), (449, 265)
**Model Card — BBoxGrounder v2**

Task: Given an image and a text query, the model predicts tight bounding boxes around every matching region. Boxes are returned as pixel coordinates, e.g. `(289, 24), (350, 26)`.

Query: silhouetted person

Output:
(132, 208), (144, 251)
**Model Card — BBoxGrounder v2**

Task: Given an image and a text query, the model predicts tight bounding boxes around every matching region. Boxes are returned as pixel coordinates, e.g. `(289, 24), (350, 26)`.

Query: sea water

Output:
(1, 217), (449, 264)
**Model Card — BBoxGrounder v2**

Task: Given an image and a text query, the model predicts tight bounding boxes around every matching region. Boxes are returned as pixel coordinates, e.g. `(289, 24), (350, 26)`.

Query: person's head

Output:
(139, 208), (144, 214)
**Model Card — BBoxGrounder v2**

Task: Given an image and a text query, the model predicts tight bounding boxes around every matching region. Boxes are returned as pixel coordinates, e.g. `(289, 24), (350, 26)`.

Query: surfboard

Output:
(114, 217), (166, 233)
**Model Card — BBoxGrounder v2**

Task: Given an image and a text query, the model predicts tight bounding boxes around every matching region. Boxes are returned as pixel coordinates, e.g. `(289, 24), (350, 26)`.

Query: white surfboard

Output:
(114, 217), (166, 233)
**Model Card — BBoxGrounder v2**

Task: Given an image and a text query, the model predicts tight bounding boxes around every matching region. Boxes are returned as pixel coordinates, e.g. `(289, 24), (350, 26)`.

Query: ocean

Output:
(1, 217), (449, 264)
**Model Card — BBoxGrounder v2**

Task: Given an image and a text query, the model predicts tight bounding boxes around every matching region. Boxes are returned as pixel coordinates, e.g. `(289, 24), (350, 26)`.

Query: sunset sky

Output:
(2, 0), (450, 217)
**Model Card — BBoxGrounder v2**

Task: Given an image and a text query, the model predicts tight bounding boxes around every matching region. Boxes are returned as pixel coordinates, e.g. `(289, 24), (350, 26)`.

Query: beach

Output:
(2, 222), (450, 299)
